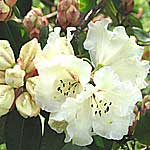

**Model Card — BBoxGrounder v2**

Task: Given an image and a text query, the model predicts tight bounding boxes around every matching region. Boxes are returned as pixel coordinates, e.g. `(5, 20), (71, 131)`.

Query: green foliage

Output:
(134, 110), (150, 145)
(5, 109), (42, 150)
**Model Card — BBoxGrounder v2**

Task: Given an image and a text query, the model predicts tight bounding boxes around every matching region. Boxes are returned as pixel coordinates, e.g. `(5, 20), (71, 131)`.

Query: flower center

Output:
(90, 93), (112, 117)
(54, 79), (82, 100)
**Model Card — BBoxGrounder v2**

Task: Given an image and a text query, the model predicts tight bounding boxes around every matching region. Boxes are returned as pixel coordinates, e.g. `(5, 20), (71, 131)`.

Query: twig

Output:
(45, 11), (57, 18)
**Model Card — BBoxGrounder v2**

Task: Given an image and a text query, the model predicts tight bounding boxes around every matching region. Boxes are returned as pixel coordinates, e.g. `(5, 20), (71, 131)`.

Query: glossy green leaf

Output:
(16, 0), (32, 17)
(5, 108), (42, 150)
(0, 116), (7, 145)
(79, 0), (96, 13)
(134, 110), (150, 145)
(132, 27), (150, 43)
(61, 143), (90, 150)
(40, 123), (65, 150)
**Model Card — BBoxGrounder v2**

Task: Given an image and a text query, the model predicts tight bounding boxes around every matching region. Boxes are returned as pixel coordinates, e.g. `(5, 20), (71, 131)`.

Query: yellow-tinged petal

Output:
(16, 92), (40, 118)
(5, 65), (25, 88)
(18, 38), (41, 73)
(26, 76), (39, 99)
(0, 40), (15, 70)
(0, 71), (5, 84)
(0, 85), (14, 117)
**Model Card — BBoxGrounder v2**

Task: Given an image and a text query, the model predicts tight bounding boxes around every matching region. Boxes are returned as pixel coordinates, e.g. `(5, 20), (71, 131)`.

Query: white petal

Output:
(111, 57), (149, 89)
(35, 55), (92, 112)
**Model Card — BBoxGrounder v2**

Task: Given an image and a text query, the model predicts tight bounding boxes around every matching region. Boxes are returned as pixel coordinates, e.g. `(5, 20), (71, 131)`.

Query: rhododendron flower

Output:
(38, 27), (75, 61)
(34, 54), (92, 112)
(49, 67), (142, 146)
(84, 19), (149, 89)
(0, 39), (40, 118)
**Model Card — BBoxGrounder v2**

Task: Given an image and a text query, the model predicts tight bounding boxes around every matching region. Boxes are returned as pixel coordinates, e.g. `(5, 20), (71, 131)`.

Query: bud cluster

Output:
(0, 0), (17, 21)
(23, 8), (48, 39)
(57, 0), (80, 29)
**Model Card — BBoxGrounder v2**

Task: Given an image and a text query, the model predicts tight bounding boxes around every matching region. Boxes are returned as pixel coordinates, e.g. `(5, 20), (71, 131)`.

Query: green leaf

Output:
(132, 27), (150, 43)
(103, 0), (118, 26)
(79, 0), (96, 13)
(16, 0), (32, 17)
(39, 26), (49, 49)
(61, 143), (90, 150)
(126, 14), (143, 29)
(5, 108), (42, 150)
(102, 138), (113, 150)
(134, 110), (150, 145)
(0, 116), (7, 144)
(40, 123), (65, 150)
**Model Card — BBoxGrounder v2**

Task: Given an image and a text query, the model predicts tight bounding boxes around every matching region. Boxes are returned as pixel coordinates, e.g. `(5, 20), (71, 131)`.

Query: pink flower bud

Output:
(23, 8), (48, 39)
(57, 0), (80, 29)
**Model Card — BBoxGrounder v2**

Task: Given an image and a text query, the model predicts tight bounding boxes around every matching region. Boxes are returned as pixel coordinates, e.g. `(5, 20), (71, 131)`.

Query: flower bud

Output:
(5, 0), (17, 7)
(23, 8), (48, 39)
(18, 38), (41, 73)
(26, 76), (39, 99)
(5, 65), (25, 88)
(16, 92), (40, 118)
(0, 71), (5, 84)
(57, 0), (80, 29)
(0, 85), (14, 117)
(0, 40), (15, 70)
(0, 0), (11, 21)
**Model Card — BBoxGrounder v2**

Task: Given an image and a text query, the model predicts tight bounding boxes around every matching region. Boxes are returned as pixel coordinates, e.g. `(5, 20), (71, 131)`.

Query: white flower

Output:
(0, 85), (14, 117)
(84, 19), (149, 88)
(34, 54), (92, 112)
(49, 67), (142, 146)
(41, 27), (75, 60)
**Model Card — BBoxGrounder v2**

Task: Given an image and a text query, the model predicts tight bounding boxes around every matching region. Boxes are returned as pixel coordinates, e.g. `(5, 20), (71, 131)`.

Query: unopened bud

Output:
(23, 8), (48, 39)
(16, 92), (40, 118)
(0, 71), (5, 84)
(57, 0), (80, 29)
(18, 38), (41, 73)
(26, 76), (39, 99)
(0, 85), (14, 117)
(5, 0), (17, 7)
(5, 65), (25, 88)
(0, 40), (15, 70)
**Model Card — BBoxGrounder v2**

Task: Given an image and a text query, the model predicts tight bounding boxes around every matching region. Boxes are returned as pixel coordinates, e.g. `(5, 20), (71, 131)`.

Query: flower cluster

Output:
(0, 39), (40, 118)
(0, 19), (149, 146)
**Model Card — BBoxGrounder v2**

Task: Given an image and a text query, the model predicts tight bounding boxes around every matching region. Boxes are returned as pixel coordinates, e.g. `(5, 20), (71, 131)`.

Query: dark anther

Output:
(104, 103), (107, 106)
(57, 87), (61, 91)
(73, 90), (75, 94)
(99, 111), (101, 116)
(91, 104), (93, 107)
(109, 102), (112, 105)
(60, 89), (63, 93)
(69, 82), (71, 85)
(93, 94), (95, 99)
(95, 111), (97, 115)
(99, 100), (102, 103)
(68, 87), (71, 90)
(106, 106), (109, 112)
(60, 80), (63, 83)
(96, 104), (98, 108)
(63, 83), (65, 87)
